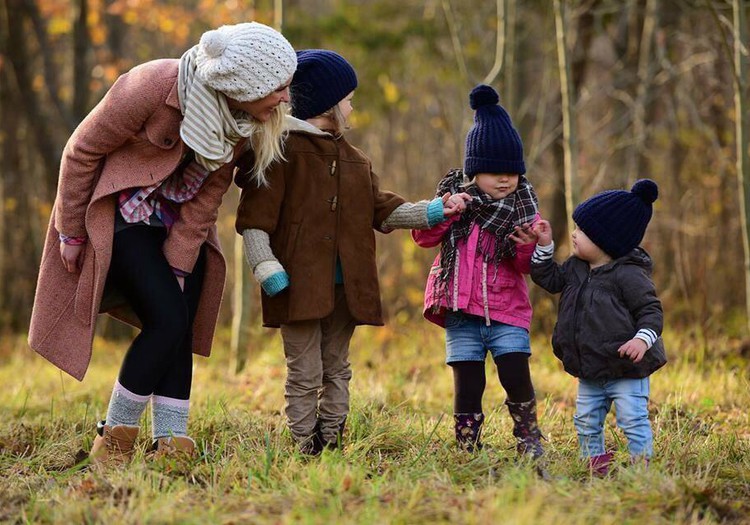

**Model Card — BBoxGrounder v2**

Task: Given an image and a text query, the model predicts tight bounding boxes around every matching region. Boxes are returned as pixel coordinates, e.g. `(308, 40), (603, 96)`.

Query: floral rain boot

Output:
(505, 398), (545, 459)
(454, 413), (485, 452)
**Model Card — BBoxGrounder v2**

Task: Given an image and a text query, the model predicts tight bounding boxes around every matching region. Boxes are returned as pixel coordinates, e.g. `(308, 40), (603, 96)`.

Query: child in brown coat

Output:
(235, 49), (470, 454)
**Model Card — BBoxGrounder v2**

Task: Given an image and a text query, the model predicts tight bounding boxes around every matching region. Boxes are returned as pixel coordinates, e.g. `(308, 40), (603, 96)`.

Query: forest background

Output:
(0, 0), (749, 523)
(1, 0), (748, 338)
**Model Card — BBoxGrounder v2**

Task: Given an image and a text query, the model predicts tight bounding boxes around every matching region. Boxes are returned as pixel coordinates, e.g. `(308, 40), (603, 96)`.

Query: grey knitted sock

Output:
(151, 395), (190, 439)
(105, 380), (149, 427)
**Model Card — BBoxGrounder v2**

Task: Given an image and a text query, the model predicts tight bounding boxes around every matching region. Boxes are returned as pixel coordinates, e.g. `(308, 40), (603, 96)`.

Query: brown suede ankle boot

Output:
(89, 420), (139, 465)
(153, 436), (196, 459)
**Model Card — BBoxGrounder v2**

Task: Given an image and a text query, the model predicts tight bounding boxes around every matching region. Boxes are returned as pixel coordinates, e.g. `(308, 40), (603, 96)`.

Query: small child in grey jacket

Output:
(530, 179), (666, 475)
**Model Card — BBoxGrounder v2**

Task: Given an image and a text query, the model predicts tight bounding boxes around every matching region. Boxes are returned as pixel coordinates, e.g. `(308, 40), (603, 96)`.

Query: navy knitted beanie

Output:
(572, 179), (659, 259)
(290, 49), (358, 120)
(464, 84), (526, 177)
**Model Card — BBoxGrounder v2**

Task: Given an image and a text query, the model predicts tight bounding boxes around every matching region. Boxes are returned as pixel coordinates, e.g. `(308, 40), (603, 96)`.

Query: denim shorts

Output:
(444, 311), (531, 364)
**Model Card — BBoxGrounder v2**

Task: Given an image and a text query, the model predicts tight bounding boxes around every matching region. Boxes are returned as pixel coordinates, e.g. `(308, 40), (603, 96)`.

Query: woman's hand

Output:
(60, 243), (85, 273)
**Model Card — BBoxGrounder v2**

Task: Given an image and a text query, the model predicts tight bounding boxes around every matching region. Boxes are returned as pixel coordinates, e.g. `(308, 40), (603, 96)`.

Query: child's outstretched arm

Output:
(381, 192), (471, 231)
(529, 219), (568, 294)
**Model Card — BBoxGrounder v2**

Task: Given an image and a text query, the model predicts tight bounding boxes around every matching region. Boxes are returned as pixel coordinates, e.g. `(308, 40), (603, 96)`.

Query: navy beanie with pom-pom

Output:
(464, 84), (526, 177)
(572, 179), (659, 259)
(291, 49), (358, 121)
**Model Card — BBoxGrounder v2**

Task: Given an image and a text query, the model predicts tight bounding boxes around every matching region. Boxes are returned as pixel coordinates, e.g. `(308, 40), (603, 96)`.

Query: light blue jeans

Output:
(574, 377), (652, 458)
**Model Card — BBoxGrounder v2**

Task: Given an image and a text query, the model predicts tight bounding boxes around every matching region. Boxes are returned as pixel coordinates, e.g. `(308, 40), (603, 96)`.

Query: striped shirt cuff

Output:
(634, 328), (658, 349)
(426, 197), (446, 227)
(532, 242), (555, 264)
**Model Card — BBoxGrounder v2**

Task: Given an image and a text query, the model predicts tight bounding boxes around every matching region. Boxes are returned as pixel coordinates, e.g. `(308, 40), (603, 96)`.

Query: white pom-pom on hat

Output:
(194, 22), (297, 102)
(199, 29), (228, 59)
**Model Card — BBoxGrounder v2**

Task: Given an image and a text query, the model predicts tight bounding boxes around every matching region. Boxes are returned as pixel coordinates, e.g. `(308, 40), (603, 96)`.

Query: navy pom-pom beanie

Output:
(572, 179), (659, 259)
(290, 49), (358, 121)
(464, 84), (526, 177)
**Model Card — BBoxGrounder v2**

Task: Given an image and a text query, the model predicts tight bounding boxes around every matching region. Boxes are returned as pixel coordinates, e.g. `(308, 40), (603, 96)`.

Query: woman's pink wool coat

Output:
(29, 59), (243, 380)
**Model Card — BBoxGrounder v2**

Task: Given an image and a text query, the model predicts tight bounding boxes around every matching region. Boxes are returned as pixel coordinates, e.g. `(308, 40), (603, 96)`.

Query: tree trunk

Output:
(626, 0), (658, 185)
(73, 0), (91, 119)
(733, 0), (750, 333)
(554, 0), (579, 241)
(231, 223), (255, 373)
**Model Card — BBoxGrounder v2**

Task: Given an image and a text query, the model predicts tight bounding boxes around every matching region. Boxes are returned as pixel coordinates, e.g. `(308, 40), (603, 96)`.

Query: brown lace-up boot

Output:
(152, 436), (196, 459)
(89, 420), (139, 465)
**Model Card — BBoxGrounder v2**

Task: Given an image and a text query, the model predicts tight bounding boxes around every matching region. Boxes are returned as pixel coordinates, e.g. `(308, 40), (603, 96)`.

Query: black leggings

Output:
(451, 352), (535, 413)
(105, 226), (206, 399)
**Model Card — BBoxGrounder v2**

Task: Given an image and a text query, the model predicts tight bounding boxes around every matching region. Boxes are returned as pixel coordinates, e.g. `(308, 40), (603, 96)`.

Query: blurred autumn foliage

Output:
(0, 0), (746, 340)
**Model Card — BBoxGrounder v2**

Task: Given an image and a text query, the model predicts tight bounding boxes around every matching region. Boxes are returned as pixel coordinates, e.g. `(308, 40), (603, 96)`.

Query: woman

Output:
(28, 22), (297, 464)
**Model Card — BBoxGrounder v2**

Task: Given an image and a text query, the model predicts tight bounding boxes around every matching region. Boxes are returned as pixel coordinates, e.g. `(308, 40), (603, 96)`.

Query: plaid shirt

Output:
(59, 156), (209, 277)
(118, 156), (209, 230)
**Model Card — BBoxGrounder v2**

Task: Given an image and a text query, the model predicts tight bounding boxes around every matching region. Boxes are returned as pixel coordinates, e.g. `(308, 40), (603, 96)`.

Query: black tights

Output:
(105, 226), (206, 399)
(451, 352), (535, 413)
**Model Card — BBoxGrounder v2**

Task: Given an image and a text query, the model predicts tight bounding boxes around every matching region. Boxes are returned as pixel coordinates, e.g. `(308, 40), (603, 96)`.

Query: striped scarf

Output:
(178, 46), (258, 172)
(434, 169), (538, 303)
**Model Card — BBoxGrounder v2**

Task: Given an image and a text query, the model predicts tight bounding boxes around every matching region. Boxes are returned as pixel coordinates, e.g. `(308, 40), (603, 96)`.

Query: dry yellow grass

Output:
(0, 324), (748, 524)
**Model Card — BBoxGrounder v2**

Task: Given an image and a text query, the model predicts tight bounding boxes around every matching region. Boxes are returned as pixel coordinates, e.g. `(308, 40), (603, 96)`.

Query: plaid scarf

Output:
(434, 168), (538, 304)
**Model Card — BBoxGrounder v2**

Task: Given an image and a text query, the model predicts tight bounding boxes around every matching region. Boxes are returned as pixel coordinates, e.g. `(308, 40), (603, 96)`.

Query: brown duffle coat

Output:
(235, 120), (405, 327)
(29, 59), (242, 380)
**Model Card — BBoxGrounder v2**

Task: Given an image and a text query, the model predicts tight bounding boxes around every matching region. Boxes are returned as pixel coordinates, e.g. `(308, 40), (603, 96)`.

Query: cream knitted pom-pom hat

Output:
(194, 22), (297, 102)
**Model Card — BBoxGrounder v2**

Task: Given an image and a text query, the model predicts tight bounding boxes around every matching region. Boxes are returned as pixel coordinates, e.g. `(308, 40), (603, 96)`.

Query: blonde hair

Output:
(319, 104), (349, 135)
(247, 102), (289, 187)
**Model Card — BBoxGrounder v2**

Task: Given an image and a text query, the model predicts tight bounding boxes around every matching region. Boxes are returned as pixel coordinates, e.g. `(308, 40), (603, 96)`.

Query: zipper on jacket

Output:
(572, 270), (592, 370)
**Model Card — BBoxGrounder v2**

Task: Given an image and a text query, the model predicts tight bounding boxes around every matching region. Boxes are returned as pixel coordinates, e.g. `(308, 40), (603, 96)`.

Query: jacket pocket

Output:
(143, 108), (180, 149)
(487, 276), (516, 308)
(282, 222), (301, 263)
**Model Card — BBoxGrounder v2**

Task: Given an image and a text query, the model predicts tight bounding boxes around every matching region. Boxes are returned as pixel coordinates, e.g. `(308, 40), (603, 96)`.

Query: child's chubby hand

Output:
(442, 192), (473, 217)
(532, 219), (553, 246)
(618, 338), (648, 363)
(509, 222), (538, 245)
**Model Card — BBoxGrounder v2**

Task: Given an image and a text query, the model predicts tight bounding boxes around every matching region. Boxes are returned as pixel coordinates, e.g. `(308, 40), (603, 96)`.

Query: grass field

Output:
(1, 322), (748, 524)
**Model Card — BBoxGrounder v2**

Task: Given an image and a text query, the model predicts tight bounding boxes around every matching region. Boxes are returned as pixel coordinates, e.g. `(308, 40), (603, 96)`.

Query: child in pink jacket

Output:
(413, 85), (545, 460)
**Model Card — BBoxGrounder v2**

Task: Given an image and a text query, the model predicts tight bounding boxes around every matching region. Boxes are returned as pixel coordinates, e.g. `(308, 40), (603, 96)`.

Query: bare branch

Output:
(483, 0), (506, 85)
(441, 0), (469, 84)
